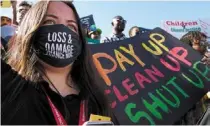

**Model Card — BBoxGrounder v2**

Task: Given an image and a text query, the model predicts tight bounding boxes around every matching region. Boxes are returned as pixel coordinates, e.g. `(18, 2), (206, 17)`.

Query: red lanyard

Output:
(46, 95), (86, 125)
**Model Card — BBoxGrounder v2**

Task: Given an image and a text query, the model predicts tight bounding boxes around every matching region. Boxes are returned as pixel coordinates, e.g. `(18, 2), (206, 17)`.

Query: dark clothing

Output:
(1, 59), (118, 125)
(101, 33), (126, 43)
(174, 97), (209, 125)
(1, 37), (8, 51)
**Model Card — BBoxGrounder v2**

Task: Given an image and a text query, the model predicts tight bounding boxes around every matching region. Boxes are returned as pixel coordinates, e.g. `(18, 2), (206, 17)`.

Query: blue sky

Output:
(74, 1), (210, 37)
(1, 1), (210, 37)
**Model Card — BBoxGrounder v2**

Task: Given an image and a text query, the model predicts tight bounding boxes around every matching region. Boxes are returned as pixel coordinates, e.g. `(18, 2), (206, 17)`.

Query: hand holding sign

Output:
(11, 0), (17, 8)
(202, 52), (210, 65)
(82, 114), (113, 126)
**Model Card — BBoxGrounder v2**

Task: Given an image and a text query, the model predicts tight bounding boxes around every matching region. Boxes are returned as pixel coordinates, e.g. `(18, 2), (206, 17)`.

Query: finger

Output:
(201, 57), (207, 62)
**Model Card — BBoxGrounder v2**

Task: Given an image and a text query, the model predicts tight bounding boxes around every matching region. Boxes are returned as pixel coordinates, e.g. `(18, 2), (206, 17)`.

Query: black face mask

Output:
(33, 24), (82, 67)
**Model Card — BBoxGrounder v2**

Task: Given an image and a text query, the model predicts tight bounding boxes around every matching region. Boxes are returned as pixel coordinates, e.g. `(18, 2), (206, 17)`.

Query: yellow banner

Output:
(1, 0), (11, 8)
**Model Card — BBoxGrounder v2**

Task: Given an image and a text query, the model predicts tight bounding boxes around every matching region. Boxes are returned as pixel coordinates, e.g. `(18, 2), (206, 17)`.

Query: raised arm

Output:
(11, 0), (18, 25)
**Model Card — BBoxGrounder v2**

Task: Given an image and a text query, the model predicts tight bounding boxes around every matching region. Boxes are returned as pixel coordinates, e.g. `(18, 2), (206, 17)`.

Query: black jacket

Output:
(1, 59), (119, 125)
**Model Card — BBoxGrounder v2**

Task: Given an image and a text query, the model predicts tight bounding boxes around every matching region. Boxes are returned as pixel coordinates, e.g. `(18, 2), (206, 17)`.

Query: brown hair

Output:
(7, 1), (49, 80)
(17, 1), (32, 8)
(180, 31), (207, 54)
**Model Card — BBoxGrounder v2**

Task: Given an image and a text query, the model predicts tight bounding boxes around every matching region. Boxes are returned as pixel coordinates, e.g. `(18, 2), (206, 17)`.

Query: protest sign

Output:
(89, 28), (210, 125)
(0, 0), (11, 8)
(80, 14), (95, 29)
(139, 27), (151, 34)
(161, 20), (201, 39)
(161, 19), (210, 39)
(199, 18), (210, 37)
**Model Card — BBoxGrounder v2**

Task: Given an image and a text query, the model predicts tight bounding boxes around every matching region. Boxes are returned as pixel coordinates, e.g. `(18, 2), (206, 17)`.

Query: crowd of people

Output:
(85, 15), (150, 43)
(1, 0), (210, 125)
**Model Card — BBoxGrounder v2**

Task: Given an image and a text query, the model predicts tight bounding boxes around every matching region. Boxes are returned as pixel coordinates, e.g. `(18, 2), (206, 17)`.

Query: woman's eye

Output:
(43, 20), (56, 25)
(67, 25), (77, 32)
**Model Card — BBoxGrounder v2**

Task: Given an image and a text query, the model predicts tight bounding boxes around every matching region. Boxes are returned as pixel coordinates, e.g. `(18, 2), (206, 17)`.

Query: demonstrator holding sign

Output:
(1, 1), (118, 125)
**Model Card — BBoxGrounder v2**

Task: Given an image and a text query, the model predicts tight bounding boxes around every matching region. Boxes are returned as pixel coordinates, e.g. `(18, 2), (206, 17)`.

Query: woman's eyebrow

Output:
(67, 20), (77, 25)
(45, 14), (77, 25)
(45, 14), (58, 19)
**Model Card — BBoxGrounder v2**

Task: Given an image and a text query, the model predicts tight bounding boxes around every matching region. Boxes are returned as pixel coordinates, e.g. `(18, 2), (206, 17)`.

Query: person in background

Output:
(201, 32), (207, 42)
(101, 15), (126, 43)
(1, 14), (16, 51)
(180, 31), (210, 65)
(89, 28), (102, 40)
(200, 32), (210, 65)
(11, 0), (32, 25)
(87, 29), (102, 44)
(1, 16), (12, 26)
(129, 26), (140, 37)
(88, 28), (102, 40)
(2, 1), (118, 125)
(180, 31), (208, 56)
(88, 25), (102, 40)
(129, 26), (151, 38)
(1, 25), (16, 51)
(86, 25), (102, 44)
(3, 1), (32, 52)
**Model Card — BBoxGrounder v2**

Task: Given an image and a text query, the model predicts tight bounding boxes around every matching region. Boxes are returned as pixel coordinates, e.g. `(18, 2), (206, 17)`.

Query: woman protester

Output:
(1, 1), (118, 125)
(180, 31), (210, 65)
(180, 31), (207, 54)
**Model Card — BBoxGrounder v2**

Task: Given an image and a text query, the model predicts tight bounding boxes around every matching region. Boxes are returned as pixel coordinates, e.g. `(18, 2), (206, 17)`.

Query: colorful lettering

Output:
(114, 49), (134, 72)
(142, 92), (169, 120)
(169, 47), (192, 67)
(142, 41), (163, 55)
(167, 77), (189, 98)
(182, 70), (204, 88)
(93, 53), (117, 86)
(125, 103), (155, 125)
(193, 61), (210, 81)
(160, 55), (180, 71)
(145, 65), (165, 82)
(104, 89), (117, 108)
(135, 72), (152, 88)
(150, 33), (169, 52)
(122, 78), (139, 96)
(113, 85), (128, 102)
(157, 86), (180, 108)
(120, 44), (145, 67)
